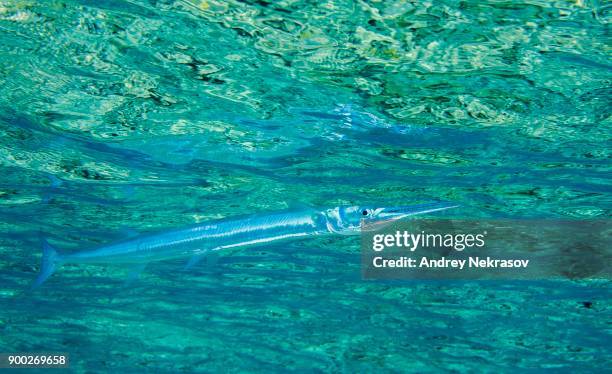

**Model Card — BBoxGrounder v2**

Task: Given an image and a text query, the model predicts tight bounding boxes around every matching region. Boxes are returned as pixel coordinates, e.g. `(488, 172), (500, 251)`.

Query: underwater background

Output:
(0, 0), (610, 371)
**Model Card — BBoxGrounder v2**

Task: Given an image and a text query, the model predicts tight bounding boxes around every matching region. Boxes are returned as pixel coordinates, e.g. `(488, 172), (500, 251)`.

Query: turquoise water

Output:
(0, 0), (610, 371)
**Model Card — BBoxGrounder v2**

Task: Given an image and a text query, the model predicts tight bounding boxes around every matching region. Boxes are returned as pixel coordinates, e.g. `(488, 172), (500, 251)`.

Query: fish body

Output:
(64, 209), (326, 265)
(33, 202), (456, 288)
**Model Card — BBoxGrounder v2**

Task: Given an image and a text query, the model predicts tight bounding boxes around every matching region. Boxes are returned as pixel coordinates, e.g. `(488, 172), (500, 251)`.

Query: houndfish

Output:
(33, 202), (457, 288)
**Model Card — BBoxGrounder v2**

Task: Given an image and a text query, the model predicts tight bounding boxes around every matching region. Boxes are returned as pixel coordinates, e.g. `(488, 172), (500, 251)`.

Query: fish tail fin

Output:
(32, 238), (62, 289)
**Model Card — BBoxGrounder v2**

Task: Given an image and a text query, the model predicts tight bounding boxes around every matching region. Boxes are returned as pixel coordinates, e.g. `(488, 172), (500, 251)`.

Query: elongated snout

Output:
(377, 202), (458, 220)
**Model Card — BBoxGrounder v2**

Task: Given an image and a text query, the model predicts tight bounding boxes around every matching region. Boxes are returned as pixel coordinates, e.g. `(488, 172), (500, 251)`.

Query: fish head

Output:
(324, 202), (458, 235)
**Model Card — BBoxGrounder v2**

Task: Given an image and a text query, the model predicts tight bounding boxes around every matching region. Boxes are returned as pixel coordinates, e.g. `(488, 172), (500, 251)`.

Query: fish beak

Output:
(376, 202), (459, 221)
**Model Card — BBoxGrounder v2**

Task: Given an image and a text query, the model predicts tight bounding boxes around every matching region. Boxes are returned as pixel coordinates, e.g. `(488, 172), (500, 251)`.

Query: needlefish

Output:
(32, 202), (457, 288)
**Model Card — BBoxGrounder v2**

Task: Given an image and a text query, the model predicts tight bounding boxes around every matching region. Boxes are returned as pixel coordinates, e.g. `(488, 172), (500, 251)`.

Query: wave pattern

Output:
(0, 0), (609, 371)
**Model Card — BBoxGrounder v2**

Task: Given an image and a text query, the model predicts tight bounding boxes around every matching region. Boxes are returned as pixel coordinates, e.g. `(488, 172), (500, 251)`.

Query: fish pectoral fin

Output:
(124, 263), (148, 286)
(184, 255), (204, 271)
(184, 251), (219, 271)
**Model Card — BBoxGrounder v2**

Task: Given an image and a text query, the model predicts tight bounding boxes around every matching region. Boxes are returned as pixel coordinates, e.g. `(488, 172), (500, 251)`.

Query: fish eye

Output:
(362, 209), (369, 216)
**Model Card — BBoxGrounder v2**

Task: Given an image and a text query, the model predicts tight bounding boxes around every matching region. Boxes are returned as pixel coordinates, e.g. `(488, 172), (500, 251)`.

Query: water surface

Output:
(0, 0), (610, 371)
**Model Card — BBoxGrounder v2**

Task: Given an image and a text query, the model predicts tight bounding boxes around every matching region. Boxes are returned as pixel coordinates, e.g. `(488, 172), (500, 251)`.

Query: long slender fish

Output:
(33, 202), (457, 288)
